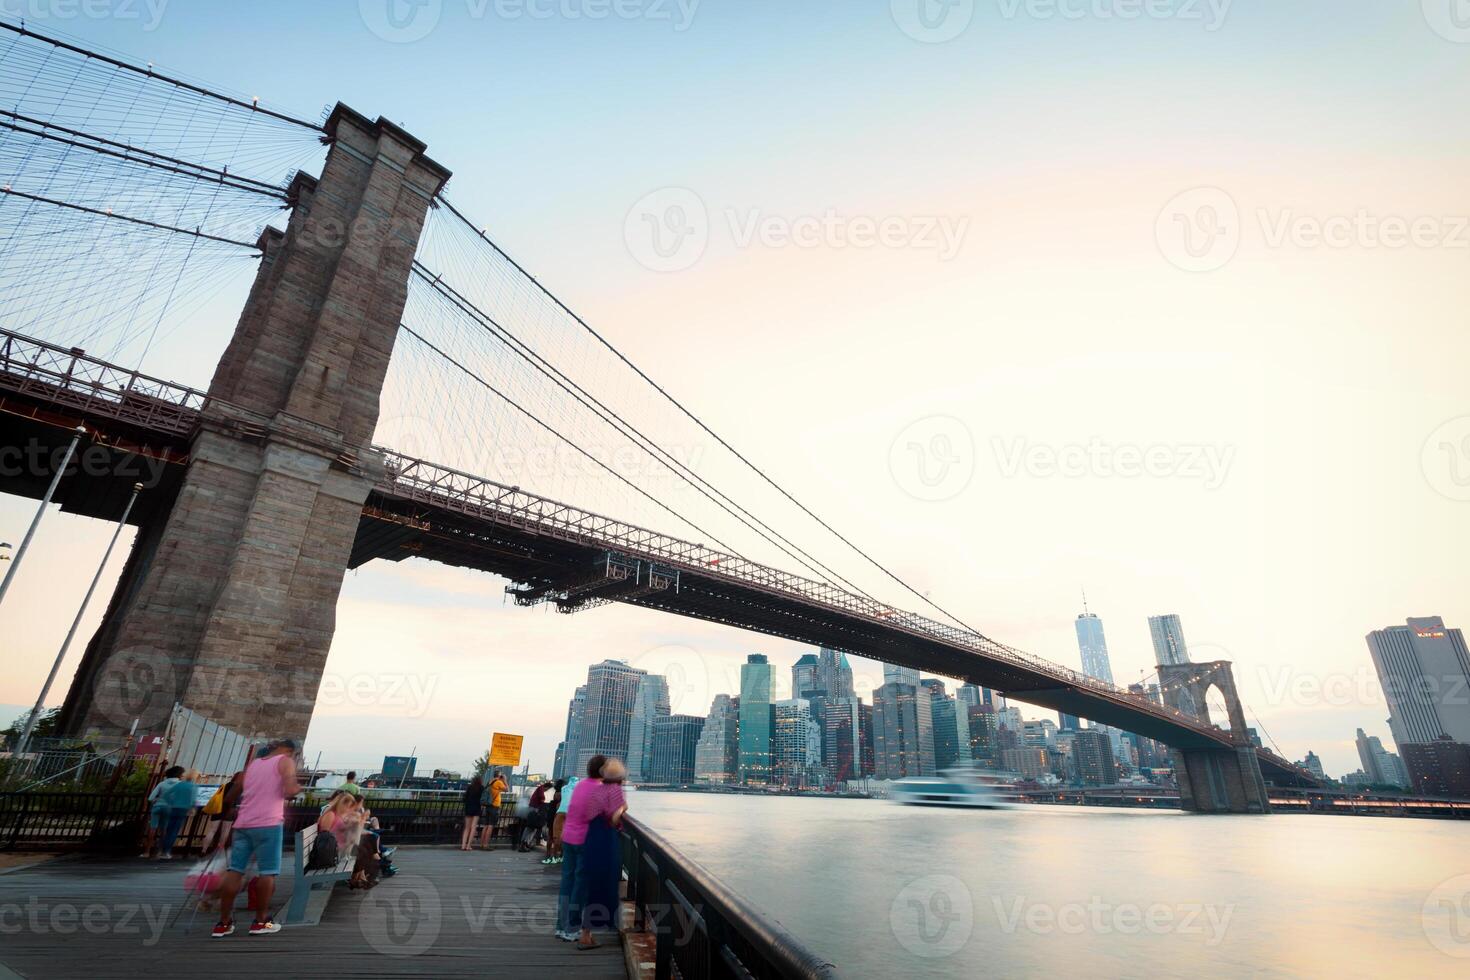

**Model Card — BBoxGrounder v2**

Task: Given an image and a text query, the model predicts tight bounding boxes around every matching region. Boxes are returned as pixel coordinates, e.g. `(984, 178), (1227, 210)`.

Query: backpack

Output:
(306, 829), (339, 870)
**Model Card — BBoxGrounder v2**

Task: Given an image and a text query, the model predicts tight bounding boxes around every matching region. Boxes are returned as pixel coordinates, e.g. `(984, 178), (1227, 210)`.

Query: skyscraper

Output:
(575, 660), (646, 773)
(1354, 728), (1409, 789)
(648, 714), (706, 786)
(872, 681), (935, 779)
(558, 684), (587, 780)
(957, 684), (982, 708)
(824, 697), (866, 783)
(792, 654), (821, 700)
(695, 694), (740, 784)
(626, 674), (670, 782)
(921, 679), (960, 771)
(817, 648), (855, 700)
(883, 663), (921, 687)
(1072, 729), (1116, 786)
(1146, 614), (1193, 667)
(1365, 617), (1470, 751)
(966, 703), (997, 766)
(1076, 603), (1115, 684)
(771, 699), (822, 787)
(738, 654), (773, 784)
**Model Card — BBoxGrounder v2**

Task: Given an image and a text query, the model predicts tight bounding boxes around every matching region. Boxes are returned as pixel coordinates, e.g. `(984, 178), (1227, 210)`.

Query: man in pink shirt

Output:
(213, 739), (301, 938)
(555, 755), (628, 948)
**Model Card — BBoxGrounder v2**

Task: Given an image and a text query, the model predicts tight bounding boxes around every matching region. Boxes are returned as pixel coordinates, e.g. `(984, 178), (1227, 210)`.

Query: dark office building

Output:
(648, 714), (706, 786)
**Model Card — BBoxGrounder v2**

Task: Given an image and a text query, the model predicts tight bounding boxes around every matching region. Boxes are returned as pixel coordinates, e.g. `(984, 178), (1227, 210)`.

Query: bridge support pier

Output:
(1171, 747), (1271, 814)
(61, 106), (449, 743)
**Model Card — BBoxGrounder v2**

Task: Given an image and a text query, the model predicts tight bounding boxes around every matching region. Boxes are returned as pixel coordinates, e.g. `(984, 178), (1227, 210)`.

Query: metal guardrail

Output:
(620, 815), (839, 980)
(0, 790), (148, 851)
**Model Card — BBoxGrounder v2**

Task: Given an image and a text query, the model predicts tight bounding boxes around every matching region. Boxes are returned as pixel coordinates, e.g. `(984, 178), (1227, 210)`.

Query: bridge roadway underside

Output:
(0, 406), (1309, 787)
(348, 497), (1309, 788)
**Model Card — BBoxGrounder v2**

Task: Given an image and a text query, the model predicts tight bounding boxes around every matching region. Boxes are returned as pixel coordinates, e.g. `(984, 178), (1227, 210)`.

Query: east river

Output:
(631, 792), (1470, 978)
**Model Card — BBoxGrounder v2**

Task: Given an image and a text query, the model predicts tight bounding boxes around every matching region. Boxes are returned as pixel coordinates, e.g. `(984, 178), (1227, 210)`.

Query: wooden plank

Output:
(0, 847), (627, 979)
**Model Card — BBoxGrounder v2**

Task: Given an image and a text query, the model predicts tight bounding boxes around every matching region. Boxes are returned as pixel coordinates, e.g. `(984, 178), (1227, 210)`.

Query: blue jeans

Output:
(557, 842), (590, 934)
(160, 808), (190, 855)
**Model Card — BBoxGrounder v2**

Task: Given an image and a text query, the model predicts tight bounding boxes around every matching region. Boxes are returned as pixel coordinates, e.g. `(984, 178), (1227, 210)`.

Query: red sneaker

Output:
(211, 922), (234, 939)
(249, 920), (281, 936)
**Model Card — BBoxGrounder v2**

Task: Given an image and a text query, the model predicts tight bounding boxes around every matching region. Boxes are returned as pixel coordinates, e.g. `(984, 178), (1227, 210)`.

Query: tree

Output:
(2, 707), (60, 747)
(470, 752), (490, 778)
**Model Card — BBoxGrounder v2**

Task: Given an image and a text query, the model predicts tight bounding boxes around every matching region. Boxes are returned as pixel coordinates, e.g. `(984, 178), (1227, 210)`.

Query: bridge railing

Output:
(0, 327), (208, 435)
(620, 814), (839, 980)
(376, 449), (1226, 740)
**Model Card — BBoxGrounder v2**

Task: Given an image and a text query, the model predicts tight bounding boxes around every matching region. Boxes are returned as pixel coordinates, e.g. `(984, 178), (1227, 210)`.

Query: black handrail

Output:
(620, 814), (839, 980)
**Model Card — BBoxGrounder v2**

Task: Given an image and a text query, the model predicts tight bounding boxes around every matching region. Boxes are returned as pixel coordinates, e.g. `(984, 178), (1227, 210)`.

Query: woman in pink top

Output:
(555, 755), (628, 948)
(212, 739), (301, 939)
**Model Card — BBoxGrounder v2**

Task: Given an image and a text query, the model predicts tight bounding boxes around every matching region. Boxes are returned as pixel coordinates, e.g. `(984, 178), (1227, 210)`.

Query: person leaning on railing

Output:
(555, 756), (628, 949)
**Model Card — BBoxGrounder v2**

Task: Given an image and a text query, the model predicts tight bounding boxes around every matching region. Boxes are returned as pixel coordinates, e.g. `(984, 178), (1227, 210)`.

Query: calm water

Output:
(631, 793), (1470, 978)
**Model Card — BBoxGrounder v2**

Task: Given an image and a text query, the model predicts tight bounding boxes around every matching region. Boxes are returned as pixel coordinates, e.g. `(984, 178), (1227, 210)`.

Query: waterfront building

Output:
(1354, 728), (1410, 788)
(1400, 736), (1470, 798)
(1023, 718), (1058, 750)
(695, 694), (740, 784)
(739, 654), (774, 784)
(575, 661), (646, 773)
(966, 703), (998, 765)
(1076, 604), (1115, 684)
(1365, 617), (1470, 752)
(1148, 614), (1191, 666)
(858, 701), (875, 777)
(921, 679), (960, 770)
(772, 698), (823, 787)
(824, 697), (866, 782)
(818, 648), (855, 700)
(558, 684), (587, 780)
(1300, 751), (1326, 781)
(648, 714), (706, 786)
(873, 681), (935, 779)
(626, 674), (671, 782)
(1001, 746), (1048, 780)
(1071, 731), (1114, 785)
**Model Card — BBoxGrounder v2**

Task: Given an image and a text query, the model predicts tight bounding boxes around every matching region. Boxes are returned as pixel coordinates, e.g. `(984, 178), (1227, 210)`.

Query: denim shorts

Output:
(229, 824), (283, 876)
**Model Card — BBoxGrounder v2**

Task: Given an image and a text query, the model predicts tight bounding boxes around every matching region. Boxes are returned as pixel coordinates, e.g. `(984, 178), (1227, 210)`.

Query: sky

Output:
(1, 0), (1467, 778)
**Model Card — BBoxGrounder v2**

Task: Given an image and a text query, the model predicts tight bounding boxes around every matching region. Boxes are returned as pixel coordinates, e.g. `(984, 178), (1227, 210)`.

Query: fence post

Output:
(654, 870), (672, 980)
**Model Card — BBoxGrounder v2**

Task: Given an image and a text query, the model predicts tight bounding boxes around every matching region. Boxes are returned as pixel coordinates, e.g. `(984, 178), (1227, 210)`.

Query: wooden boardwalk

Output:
(0, 847), (628, 979)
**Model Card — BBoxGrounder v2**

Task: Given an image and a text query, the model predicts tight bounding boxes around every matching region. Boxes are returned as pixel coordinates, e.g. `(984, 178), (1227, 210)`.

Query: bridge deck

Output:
(0, 847), (627, 980)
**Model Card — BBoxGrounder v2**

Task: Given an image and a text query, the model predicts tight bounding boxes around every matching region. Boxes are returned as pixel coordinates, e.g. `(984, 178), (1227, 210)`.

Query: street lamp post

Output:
(0, 425), (86, 612)
(16, 481), (142, 756)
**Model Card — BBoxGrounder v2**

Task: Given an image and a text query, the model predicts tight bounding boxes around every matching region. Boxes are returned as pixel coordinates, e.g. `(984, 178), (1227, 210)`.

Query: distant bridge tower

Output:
(60, 106), (450, 742)
(1158, 660), (1271, 814)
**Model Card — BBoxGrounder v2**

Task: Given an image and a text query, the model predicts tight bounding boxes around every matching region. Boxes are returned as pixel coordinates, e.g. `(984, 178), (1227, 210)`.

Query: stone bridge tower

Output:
(59, 106), (450, 743)
(1158, 660), (1271, 814)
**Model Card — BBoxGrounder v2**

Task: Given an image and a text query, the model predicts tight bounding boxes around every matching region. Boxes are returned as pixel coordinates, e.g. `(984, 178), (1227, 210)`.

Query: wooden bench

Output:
(282, 824), (356, 927)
